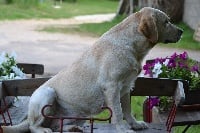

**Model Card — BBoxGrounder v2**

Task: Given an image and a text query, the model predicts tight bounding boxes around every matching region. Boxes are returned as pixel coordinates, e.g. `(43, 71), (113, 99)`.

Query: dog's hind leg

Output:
(28, 86), (57, 133)
(2, 86), (56, 133)
(2, 119), (29, 133)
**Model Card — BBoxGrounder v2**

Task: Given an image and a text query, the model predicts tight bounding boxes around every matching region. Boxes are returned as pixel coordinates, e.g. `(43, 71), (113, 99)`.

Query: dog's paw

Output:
(131, 121), (148, 130)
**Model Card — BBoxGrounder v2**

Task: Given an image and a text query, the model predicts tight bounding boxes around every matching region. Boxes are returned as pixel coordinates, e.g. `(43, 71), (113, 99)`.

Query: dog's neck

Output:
(133, 42), (152, 63)
(101, 16), (155, 63)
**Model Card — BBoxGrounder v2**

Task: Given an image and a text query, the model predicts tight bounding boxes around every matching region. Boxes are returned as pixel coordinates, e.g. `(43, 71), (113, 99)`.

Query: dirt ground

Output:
(0, 14), (199, 76)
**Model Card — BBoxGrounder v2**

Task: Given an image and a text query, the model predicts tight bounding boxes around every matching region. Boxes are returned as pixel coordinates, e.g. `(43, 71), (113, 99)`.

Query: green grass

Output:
(0, 0), (118, 20)
(76, 16), (126, 36)
(41, 15), (125, 37)
(174, 125), (200, 133)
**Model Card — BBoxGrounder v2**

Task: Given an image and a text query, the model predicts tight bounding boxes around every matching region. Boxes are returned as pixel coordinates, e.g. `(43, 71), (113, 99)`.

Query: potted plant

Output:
(0, 52), (25, 81)
(0, 52), (26, 110)
(142, 51), (200, 111)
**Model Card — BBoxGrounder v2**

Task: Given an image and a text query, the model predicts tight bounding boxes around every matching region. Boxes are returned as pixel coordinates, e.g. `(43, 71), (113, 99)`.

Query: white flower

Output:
(152, 62), (163, 78)
(191, 72), (199, 78)
(152, 62), (162, 73)
(163, 59), (170, 66)
(11, 66), (26, 79)
(9, 73), (15, 79)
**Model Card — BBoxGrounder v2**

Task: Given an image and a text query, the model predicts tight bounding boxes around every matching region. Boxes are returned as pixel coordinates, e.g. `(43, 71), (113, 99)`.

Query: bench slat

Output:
(2, 78), (50, 97)
(131, 77), (180, 96)
(17, 63), (44, 78)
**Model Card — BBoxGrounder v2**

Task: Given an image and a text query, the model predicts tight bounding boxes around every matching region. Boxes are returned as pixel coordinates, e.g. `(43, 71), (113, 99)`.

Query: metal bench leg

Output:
(2, 98), (12, 126)
(166, 102), (177, 132)
(42, 105), (112, 133)
(0, 109), (7, 125)
(0, 126), (3, 133)
(148, 96), (151, 123)
(0, 98), (12, 126)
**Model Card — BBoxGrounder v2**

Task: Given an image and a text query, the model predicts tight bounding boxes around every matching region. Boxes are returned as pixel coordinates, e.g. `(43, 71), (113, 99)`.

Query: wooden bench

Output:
(0, 69), (183, 132)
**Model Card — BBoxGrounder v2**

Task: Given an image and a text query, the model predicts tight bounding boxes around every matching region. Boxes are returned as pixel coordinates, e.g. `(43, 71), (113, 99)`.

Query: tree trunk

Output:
(116, 0), (138, 16)
(139, 0), (184, 22)
(117, 0), (184, 22)
(116, 0), (129, 15)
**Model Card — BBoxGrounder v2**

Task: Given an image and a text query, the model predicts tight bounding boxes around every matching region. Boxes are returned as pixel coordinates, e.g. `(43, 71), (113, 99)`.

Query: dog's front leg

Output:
(103, 82), (135, 133)
(121, 93), (148, 130)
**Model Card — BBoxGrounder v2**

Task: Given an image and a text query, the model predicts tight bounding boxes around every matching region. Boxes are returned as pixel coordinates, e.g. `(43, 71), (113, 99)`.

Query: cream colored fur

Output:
(2, 7), (182, 133)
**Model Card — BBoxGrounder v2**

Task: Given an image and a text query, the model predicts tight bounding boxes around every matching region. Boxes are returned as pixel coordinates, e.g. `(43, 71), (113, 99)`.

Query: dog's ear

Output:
(138, 14), (158, 44)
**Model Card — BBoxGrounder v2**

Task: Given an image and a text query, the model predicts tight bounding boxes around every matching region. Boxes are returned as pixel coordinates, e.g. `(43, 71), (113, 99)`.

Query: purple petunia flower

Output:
(179, 51), (188, 60)
(154, 58), (165, 64)
(191, 65), (199, 72)
(178, 61), (186, 68)
(148, 97), (160, 109)
(171, 52), (178, 59)
(143, 64), (150, 70)
(144, 69), (151, 75)
(143, 63), (154, 76)
(168, 60), (176, 68)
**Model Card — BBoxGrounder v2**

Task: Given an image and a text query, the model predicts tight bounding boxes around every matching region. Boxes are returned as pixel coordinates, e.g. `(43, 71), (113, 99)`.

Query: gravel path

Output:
(0, 14), (199, 76)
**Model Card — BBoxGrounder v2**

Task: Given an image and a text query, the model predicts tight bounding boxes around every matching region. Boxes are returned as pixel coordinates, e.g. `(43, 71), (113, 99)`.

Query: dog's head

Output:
(137, 7), (183, 44)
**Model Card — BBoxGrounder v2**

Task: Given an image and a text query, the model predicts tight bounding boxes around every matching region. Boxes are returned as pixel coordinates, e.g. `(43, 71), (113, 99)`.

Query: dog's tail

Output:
(1, 119), (29, 133)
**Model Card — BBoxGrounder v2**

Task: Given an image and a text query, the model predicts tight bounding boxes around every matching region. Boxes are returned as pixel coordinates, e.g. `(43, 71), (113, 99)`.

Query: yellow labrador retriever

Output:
(2, 7), (183, 133)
